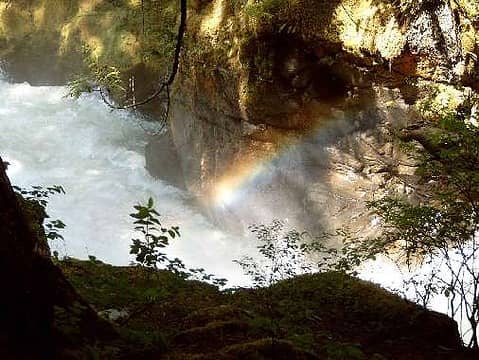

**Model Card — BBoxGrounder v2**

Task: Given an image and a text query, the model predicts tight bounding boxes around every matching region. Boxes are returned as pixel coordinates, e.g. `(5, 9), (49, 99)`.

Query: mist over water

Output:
(0, 79), (251, 285)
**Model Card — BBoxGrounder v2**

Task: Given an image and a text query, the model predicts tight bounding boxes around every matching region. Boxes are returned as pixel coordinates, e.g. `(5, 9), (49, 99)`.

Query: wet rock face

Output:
(238, 34), (351, 130)
(145, 130), (186, 189)
(169, 96), (245, 194)
(171, 66), (414, 233)
(405, 2), (463, 79)
(169, 26), (420, 233)
(1, 41), (81, 85)
(275, 40), (348, 101)
(163, 0), (479, 233)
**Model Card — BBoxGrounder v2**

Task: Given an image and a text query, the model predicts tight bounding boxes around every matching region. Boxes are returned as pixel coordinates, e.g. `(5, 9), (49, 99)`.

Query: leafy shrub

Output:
(129, 198), (227, 287)
(130, 197), (179, 269)
(67, 46), (125, 100)
(365, 107), (479, 348)
(234, 220), (372, 288)
(234, 220), (315, 287)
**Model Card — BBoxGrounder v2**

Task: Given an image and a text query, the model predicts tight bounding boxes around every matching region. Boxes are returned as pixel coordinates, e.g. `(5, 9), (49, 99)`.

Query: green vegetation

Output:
(231, 95), (479, 349)
(13, 184), (66, 242)
(129, 196), (180, 269)
(234, 219), (380, 288)
(130, 197), (227, 286)
(234, 219), (313, 287)
(59, 257), (456, 359)
(67, 46), (125, 99)
(350, 101), (479, 348)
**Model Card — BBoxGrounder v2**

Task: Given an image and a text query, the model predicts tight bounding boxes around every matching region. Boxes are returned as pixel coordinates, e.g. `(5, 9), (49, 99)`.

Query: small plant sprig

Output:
(13, 185), (66, 241)
(129, 198), (227, 287)
(234, 220), (318, 288)
(129, 197), (179, 269)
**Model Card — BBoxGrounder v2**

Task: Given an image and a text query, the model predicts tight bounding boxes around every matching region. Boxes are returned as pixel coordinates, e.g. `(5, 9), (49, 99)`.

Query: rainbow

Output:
(209, 127), (315, 208)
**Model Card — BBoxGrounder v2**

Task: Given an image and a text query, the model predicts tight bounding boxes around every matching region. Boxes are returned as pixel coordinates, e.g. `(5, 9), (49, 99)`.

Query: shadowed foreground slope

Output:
(60, 258), (476, 359)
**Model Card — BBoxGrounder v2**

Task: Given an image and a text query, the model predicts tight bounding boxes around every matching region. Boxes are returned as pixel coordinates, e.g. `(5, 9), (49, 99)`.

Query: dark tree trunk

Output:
(0, 156), (116, 358)
(0, 155), (54, 358)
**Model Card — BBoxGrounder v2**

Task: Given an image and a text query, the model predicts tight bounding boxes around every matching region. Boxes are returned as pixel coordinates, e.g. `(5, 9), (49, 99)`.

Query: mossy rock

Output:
(57, 259), (468, 359)
(182, 304), (253, 329)
(172, 320), (251, 351)
(218, 338), (319, 360)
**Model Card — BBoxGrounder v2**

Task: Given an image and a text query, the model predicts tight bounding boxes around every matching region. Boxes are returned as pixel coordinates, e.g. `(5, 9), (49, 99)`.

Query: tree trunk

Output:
(0, 156), (116, 358)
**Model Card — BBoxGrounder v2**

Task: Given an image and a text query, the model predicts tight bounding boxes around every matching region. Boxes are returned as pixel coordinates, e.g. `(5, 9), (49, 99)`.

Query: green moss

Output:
(0, 0), (183, 88)
(219, 338), (318, 359)
(57, 259), (455, 358)
(270, 272), (417, 324)
(243, 0), (340, 41)
(0, 5), (34, 39)
(54, 304), (83, 338)
(322, 341), (366, 360)
(457, 0), (479, 17)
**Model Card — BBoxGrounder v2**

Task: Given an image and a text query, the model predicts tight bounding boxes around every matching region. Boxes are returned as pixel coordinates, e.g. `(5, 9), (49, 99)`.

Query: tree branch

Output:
(100, 0), (187, 113)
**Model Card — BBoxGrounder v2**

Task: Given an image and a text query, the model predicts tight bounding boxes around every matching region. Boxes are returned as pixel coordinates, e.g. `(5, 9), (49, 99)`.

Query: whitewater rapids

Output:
(0, 79), (252, 285)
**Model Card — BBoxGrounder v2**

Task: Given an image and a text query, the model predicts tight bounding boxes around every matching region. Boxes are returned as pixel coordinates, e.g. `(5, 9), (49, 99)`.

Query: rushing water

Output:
(0, 79), (253, 285)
